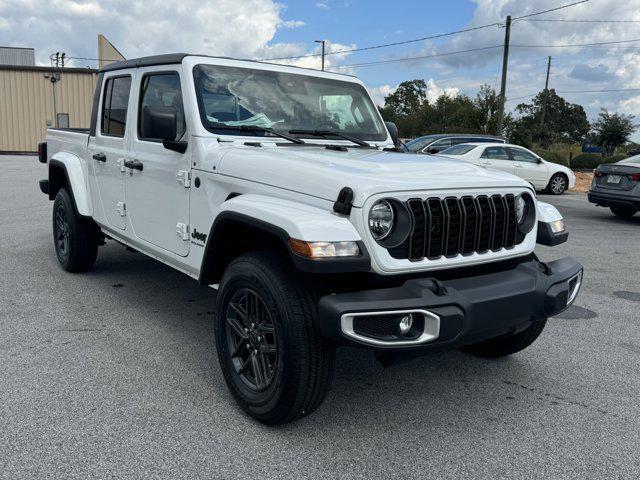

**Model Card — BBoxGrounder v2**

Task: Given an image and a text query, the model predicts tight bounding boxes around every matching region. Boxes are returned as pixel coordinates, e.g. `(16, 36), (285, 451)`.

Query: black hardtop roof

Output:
(99, 53), (356, 77)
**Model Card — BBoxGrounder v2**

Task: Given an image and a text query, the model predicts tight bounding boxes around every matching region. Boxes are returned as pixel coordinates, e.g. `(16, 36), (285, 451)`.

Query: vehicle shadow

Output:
(77, 242), (560, 434)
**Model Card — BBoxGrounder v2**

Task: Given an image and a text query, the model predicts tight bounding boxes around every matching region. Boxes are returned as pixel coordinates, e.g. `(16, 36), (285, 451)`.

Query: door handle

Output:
(92, 153), (106, 162)
(124, 159), (143, 171)
(515, 164), (524, 168)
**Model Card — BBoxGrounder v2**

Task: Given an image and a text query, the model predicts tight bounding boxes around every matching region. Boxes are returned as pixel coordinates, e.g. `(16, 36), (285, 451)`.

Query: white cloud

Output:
(315, 2), (330, 9)
(281, 20), (306, 29)
(0, 0), (317, 67)
(426, 79), (459, 103)
(368, 84), (397, 106)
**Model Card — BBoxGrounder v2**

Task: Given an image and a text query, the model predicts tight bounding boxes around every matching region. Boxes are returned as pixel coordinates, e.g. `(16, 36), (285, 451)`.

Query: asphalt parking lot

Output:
(1, 155), (639, 479)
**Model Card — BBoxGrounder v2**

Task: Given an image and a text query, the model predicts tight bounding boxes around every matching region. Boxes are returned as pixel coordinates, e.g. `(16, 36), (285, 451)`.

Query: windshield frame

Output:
(191, 62), (390, 144)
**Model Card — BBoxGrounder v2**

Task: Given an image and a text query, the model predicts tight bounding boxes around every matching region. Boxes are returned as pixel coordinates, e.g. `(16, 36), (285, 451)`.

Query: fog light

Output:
(398, 314), (413, 334)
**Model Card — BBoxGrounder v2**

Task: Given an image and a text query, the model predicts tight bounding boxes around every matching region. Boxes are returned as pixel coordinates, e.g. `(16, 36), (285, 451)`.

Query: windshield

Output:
(439, 144), (478, 155)
(405, 136), (440, 152)
(193, 64), (388, 141)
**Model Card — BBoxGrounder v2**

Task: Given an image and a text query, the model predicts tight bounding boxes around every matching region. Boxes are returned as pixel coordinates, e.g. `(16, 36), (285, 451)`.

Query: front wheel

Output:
(214, 251), (334, 425)
(547, 173), (568, 195)
(610, 205), (637, 218)
(461, 319), (547, 358)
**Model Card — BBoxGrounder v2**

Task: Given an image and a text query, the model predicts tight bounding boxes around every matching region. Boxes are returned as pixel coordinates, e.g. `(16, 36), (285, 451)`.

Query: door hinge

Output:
(116, 158), (126, 173)
(176, 222), (189, 241)
(116, 201), (126, 217)
(176, 170), (191, 188)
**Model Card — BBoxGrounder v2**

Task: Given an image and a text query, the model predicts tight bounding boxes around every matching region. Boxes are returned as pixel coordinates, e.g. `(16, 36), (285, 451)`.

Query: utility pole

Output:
(539, 56), (552, 133)
(495, 15), (511, 137)
(315, 40), (325, 71)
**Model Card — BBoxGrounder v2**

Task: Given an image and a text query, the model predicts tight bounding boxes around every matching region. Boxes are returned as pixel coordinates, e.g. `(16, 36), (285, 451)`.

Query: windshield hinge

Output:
(176, 170), (191, 188)
(176, 222), (189, 241)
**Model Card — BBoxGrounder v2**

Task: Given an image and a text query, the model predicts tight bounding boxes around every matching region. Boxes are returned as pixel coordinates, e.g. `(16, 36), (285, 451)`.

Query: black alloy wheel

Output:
(226, 288), (279, 392)
(54, 204), (70, 261)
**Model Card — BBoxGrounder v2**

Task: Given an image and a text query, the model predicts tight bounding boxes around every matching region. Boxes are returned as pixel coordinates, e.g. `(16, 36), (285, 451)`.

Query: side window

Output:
(482, 146), (510, 160)
(450, 137), (472, 145)
(509, 148), (539, 163)
(139, 72), (186, 141)
(101, 76), (132, 137)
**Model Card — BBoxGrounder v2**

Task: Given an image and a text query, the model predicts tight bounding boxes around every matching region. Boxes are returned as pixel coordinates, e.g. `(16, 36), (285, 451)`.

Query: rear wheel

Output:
(610, 205), (637, 218)
(214, 251), (334, 425)
(52, 188), (98, 272)
(547, 173), (568, 195)
(461, 319), (547, 358)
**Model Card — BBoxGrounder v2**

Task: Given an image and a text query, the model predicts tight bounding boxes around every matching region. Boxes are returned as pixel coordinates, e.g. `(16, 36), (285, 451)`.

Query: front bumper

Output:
(318, 257), (583, 351)
(588, 190), (640, 209)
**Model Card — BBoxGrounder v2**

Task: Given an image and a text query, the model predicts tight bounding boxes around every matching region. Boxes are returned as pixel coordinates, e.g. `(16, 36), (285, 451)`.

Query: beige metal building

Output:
(0, 36), (125, 153)
(0, 65), (98, 152)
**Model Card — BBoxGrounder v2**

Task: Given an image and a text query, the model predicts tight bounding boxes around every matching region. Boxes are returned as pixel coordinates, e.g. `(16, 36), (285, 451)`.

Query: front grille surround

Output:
(388, 193), (523, 262)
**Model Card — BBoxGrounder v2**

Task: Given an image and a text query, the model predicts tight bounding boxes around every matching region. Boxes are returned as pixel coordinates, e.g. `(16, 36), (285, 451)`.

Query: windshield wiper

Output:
(288, 129), (375, 149)
(210, 123), (305, 144)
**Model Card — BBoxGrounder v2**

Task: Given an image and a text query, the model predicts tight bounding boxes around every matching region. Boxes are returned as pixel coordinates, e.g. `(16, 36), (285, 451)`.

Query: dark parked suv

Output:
(406, 134), (506, 155)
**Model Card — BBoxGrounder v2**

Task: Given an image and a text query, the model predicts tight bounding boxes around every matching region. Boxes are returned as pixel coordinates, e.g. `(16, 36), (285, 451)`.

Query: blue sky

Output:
(1, 0), (639, 138)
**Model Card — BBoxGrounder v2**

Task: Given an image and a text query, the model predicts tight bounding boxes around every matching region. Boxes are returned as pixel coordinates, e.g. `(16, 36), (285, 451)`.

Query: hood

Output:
(217, 144), (531, 207)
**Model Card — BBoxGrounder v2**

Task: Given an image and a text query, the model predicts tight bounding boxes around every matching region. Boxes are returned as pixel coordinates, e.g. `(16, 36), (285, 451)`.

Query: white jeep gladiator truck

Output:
(39, 53), (582, 424)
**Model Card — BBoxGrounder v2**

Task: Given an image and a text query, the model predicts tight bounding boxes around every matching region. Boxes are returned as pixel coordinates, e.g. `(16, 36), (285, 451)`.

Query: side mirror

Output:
(537, 157), (543, 164)
(427, 147), (439, 154)
(385, 121), (400, 148)
(141, 105), (177, 141)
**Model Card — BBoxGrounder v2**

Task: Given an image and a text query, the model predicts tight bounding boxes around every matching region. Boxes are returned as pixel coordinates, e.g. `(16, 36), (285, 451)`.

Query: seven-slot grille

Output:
(389, 194), (520, 261)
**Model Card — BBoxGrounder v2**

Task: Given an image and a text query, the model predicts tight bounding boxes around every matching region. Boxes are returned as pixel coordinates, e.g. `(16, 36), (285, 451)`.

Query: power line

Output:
(506, 88), (640, 103)
(261, 0), (589, 62)
(519, 18), (640, 23)
(511, 0), (589, 20)
(511, 38), (640, 48)
(259, 23), (502, 61)
(330, 45), (503, 69)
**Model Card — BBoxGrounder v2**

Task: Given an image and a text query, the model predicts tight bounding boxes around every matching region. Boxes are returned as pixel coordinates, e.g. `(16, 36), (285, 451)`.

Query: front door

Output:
(478, 146), (514, 175)
(127, 69), (191, 257)
(90, 73), (133, 230)
(508, 147), (549, 188)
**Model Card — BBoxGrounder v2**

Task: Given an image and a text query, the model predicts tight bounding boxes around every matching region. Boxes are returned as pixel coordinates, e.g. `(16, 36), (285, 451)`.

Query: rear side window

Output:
(101, 76), (131, 137)
(139, 72), (186, 141)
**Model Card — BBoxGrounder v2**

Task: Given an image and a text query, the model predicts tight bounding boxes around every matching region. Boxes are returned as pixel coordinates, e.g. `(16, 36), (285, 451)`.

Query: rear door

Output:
(508, 147), (548, 188)
(89, 73), (133, 230)
(478, 146), (514, 175)
(127, 68), (191, 257)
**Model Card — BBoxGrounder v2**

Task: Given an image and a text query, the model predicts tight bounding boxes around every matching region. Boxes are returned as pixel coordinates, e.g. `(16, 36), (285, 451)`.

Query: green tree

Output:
(378, 80), (429, 138)
(590, 110), (637, 157)
(513, 89), (590, 145)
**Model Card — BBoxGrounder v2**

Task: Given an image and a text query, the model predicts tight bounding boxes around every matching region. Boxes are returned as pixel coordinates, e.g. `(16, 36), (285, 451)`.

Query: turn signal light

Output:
(288, 239), (360, 258)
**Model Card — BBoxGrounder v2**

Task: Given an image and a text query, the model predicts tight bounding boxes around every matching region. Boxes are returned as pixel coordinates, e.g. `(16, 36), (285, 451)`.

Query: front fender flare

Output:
(198, 195), (369, 284)
(49, 152), (92, 217)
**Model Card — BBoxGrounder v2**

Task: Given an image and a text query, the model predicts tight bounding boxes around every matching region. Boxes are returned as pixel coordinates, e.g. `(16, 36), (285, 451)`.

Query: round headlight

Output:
(369, 200), (395, 240)
(516, 194), (527, 224)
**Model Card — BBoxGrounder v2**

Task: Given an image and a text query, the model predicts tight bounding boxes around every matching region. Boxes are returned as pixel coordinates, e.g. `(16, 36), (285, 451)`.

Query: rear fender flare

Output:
(49, 152), (92, 217)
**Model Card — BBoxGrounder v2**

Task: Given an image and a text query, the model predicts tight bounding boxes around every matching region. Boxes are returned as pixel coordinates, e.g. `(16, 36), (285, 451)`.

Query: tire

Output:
(610, 205), (637, 218)
(547, 173), (568, 195)
(461, 319), (547, 358)
(52, 188), (98, 272)
(214, 251), (335, 425)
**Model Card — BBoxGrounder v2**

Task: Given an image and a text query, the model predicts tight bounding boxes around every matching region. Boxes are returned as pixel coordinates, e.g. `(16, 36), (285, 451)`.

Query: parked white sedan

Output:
(438, 143), (576, 194)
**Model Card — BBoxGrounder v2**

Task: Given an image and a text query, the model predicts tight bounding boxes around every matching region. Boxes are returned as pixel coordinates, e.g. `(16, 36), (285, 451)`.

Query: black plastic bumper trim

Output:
(318, 257), (583, 351)
(588, 192), (640, 209)
(39, 179), (49, 195)
(536, 221), (569, 246)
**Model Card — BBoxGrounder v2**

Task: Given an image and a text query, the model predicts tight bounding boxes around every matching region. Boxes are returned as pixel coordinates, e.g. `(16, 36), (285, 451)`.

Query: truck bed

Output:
(46, 128), (89, 163)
